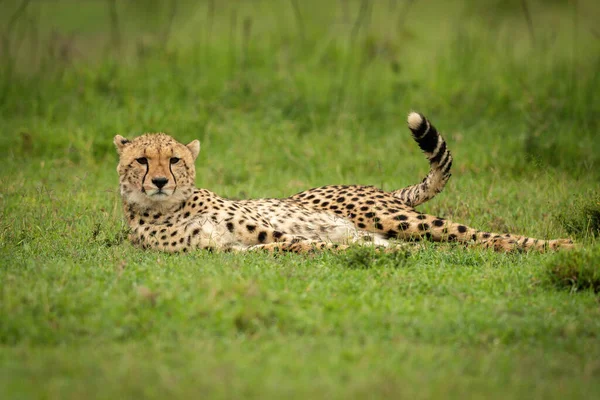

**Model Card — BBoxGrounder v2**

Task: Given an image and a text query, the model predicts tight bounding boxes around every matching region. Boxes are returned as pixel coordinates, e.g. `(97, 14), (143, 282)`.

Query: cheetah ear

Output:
(114, 135), (130, 154)
(186, 140), (200, 160)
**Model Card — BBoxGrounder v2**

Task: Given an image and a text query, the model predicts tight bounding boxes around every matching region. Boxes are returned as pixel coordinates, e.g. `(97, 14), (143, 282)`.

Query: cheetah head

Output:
(114, 133), (200, 208)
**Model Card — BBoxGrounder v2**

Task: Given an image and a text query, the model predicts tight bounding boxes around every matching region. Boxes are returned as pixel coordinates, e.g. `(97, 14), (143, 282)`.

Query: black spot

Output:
(226, 222), (234, 232)
(139, 219), (145, 225)
(273, 231), (283, 239)
(321, 202), (330, 207)
(153, 214), (161, 219)
(366, 200), (375, 205)
(161, 235), (167, 240)
(247, 225), (256, 233)
(430, 141), (447, 165)
(192, 229), (200, 235)
(179, 238), (184, 243)
(374, 222), (383, 230)
(143, 212), (150, 217)
(150, 230), (157, 236)
(346, 204), (355, 210)
(457, 225), (467, 233)
(386, 230), (398, 239)
(358, 223), (366, 229)
(432, 219), (445, 227)
(471, 234), (477, 241)
(482, 233), (491, 239)
(418, 223), (430, 231)
(171, 241), (177, 246)
(360, 206), (369, 211)
(336, 197), (345, 203)
(183, 212), (191, 218)
(193, 196), (199, 201)
(415, 121), (438, 153)
(365, 212), (376, 218)
(394, 214), (408, 221)
(416, 214), (427, 220)
(258, 231), (267, 243)
(398, 222), (410, 231)
(171, 231), (178, 237)
(424, 232), (433, 241)
(313, 199), (321, 204)
(448, 234), (458, 241)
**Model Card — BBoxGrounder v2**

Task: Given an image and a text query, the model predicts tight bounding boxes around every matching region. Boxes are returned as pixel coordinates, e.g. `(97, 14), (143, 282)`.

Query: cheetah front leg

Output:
(244, 231), (400, 254)
(240, 236), (419, 254)
(245, 240), (349, 254)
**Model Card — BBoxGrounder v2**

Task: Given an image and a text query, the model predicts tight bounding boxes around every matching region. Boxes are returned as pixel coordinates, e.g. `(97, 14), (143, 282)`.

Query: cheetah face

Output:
(114, 133), (200, 208)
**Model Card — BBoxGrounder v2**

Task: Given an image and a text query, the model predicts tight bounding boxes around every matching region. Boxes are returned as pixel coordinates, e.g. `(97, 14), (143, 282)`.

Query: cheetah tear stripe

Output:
(114, 113), (574, 254)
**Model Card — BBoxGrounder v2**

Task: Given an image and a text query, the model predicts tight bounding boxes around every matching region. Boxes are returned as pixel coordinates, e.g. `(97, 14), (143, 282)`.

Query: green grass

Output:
(1, 0), (600, 398)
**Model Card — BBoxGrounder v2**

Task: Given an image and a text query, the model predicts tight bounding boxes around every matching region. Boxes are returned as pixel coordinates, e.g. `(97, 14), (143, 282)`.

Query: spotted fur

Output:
(393, 112), (453, 207)
(114, 112), (574, 254)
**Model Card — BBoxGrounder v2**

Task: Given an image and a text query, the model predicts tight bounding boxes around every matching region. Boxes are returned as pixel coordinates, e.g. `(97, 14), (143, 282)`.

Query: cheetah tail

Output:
(392, 112), (453, 207)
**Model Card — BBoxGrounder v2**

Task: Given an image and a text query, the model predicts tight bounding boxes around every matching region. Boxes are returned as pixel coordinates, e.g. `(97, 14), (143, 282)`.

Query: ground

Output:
(1, 0), (599, 399)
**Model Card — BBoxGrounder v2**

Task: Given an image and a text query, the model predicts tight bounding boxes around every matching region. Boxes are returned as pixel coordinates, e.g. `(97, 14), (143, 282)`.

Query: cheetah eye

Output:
(170, 157), (180, 165)
(136, 157), (148, 165)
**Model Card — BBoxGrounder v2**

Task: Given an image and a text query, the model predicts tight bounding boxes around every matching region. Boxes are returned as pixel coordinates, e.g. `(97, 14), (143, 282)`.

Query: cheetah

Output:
(114, 112), (574, 253)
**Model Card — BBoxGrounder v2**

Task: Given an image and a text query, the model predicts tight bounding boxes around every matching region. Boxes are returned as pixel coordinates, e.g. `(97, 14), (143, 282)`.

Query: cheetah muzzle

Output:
(113, 112), (574, 253)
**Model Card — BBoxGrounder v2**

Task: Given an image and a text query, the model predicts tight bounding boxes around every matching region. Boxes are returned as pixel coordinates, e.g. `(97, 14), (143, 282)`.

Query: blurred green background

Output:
(1, 0), (599, 175)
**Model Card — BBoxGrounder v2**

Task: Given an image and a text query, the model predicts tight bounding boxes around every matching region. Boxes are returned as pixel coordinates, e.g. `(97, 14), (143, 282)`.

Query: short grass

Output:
(1, 0), (600, 399)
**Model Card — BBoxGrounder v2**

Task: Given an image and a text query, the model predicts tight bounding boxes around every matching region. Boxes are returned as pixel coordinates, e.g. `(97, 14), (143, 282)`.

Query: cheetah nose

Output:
(152, 177), (169, 189)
